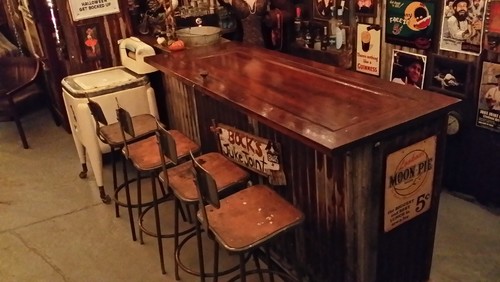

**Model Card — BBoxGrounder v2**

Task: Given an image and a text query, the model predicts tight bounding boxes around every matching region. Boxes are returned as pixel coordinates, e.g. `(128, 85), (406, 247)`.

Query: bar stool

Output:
(87, 99), (157, 208)
(190, 151), (305, 282)
(116, 106), (200, 274)
(156, 125), (250, 281)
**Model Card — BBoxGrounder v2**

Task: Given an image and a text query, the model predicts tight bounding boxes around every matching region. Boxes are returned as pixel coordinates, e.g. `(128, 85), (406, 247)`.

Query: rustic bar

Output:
(145, 41), (459, 282)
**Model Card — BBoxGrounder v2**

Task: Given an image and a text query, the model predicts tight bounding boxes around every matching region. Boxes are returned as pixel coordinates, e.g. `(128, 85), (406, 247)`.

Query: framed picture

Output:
(390, 50), (427, 89)
(76, 22), (104, 62)
(313, 0), (335, 20)
(385, 0), (435, 50)
(355, 23), (382, 76)
(439, 0), (486, 56)
(425, 54), (472, 98)
(476, 60), (500, 133)
(355, 0), (377, 17)
(484, 0), (500, 52)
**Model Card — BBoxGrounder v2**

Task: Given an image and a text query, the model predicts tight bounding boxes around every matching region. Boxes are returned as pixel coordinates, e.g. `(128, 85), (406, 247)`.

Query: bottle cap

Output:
(296, 7), (301, 18)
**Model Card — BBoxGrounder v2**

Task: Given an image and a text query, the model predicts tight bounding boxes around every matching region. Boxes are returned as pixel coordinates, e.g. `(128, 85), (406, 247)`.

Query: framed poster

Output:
(426, 54), (472, 98)
(484, 0), (500, 52)
(77, 22), (104, 62)
(476, 61), (500, 132)
(69, 0), (120, 21)
(313, 0), (335, 20)
(385, 0), (435, 49)
(355, 23), (381, 76)
(439, 0), (485, 56)
(390, 50), (427, 89)
(355, 0), (377, 17)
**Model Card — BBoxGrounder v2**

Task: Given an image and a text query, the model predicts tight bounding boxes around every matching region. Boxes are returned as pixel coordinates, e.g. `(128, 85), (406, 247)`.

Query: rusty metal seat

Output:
(156, 125), (250, 281)
(116, 106), (200, 275)
(87, 99), (158, 205)
(191, 151), (304, 282)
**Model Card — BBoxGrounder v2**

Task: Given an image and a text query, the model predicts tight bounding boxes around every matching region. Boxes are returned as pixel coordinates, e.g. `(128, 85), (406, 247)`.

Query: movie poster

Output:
(386, 0), (435, 49)
(356, 23), (382, 76)
(439, 0), (485, 55)
(476, 61), (500, 132)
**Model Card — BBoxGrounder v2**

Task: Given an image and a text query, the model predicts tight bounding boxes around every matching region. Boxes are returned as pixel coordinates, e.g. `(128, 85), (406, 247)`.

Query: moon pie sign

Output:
(384, 136), (436, 232)
(213, 123), (283, 178)
(385, 0), (435, 49)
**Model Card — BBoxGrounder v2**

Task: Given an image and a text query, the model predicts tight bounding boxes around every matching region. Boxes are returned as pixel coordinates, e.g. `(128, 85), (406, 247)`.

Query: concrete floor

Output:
(1, 109), (499, 282)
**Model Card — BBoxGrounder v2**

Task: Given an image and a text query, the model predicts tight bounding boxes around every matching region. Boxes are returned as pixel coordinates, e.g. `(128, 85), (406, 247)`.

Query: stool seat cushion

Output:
(198, 184), (304, 252)
(163, 152), (249, 202)
(125, 129), (200, 171)
(100, 114), (158, 146)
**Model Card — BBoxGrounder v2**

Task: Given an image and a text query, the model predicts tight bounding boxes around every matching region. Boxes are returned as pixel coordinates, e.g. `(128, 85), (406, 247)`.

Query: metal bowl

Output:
(176, 26), (221, 47)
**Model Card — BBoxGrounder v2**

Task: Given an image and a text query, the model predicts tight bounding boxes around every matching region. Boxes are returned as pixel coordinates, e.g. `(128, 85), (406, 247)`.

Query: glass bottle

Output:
(321, 26), (328, 51)
(328, 7), (337, 48)
(335, 8), (344, 50)
(294, 7), (302, 42)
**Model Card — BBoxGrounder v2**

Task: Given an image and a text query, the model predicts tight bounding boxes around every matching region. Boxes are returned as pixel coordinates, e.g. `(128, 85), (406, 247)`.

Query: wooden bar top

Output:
(145, 41), (459, 154)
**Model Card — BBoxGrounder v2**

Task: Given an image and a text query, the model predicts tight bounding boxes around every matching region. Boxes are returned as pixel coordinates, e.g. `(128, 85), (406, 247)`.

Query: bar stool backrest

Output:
(190, 151), (220, 232)
(116, 106), (135, 158)
(156, 120), (179, 177)
(88, 100), (109, 143)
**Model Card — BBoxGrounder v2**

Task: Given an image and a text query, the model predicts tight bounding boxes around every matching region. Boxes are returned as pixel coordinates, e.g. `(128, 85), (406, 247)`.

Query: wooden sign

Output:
(384, 136), (436, 232)
(214, 124), (282, 177)
(68, 0), (120, 21)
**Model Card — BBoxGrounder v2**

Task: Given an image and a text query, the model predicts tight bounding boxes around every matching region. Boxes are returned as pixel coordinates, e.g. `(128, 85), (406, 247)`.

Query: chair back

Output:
(87, 99), (108, 126)
(190, 151), (220, 232)
(116, 106), (135, 157)
(156, 120), (179, 166)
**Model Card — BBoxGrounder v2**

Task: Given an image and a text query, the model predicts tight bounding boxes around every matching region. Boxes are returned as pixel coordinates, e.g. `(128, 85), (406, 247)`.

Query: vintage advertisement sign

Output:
(69, 0), (120, 21)
(439, 0), (485, 55)
(356, 23), (381, 76)
(385, 0), (435, 49)
(476, 61), (500, 132)
(215, 124), (283, 177)
(384, 136), (436, 232)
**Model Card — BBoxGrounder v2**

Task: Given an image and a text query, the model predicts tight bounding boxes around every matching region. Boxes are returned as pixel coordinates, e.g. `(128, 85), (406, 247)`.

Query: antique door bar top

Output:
(145, 42), (459, 154)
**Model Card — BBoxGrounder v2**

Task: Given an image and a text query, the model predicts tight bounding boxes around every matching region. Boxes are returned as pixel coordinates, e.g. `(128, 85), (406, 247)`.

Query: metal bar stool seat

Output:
(156, 128), (250, 281)
(87, 100), (158, 205)
(191, 153), (305, 282)
(116, 107), (200, 275)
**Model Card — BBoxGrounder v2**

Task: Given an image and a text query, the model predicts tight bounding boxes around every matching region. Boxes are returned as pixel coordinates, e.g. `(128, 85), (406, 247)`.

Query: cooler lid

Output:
(62, 66), (149, 98)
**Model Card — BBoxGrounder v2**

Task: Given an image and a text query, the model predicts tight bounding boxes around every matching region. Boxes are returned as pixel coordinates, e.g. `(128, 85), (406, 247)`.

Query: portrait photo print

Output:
(390, 50), (427, 89)
(427, 54), (471, 98)
(439, 0), (486, 55)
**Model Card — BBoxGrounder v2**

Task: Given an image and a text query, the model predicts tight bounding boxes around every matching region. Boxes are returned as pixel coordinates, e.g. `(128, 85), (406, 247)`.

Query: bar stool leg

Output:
(240, 253), (247, 282)
(174, 198), (181, 280)
(151, 173), (166, 275)
(195, 218), (206, 282)
(265, 245), (274, 282)
(137, 171), (144, 245)
(253, 252), (265, 282)
(213, 240), (220, 282)
(111, 147), (120, 218)
(122, 155), (136, 241)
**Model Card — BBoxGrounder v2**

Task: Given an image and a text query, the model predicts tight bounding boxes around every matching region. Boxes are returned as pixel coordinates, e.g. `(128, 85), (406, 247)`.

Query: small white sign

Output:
(69, 0), (120, 21)
(384, 136), (437, 232)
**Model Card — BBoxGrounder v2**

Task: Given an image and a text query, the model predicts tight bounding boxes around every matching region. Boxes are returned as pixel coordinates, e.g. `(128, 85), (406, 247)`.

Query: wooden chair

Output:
(0, 56), (59, 149)
(87, 99), (157, 204)
(190, 151), (304, 282)
(156, 123), (250, 281)
(116, 105), (200, 274)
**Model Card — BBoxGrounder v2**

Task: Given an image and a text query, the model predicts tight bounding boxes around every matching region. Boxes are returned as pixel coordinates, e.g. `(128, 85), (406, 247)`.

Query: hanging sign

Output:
(384, 136), (436, 232)
(356, 23), (382, 76)
(69, 0), (120, 21)
(214, 123), (283, 179)
(385, 0), (436, 49)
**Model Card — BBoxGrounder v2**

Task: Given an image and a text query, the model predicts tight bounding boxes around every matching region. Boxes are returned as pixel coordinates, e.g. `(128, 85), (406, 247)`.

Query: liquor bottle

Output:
(294, 7), (302, 41)
(314, 29), (321, 50)
(304, 24), (313, 48)
(321, 26), (328, 51)
(335, 8), (344, 50)
(328, 7), (337, 48)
